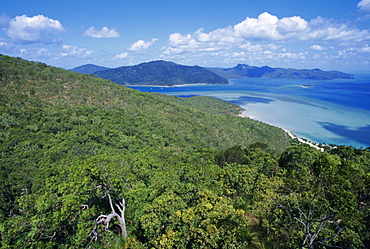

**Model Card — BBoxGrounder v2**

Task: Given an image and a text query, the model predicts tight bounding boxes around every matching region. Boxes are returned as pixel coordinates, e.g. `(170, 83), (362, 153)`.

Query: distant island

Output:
(70, 61), (353, 86)
(73, 61), (228, 86)
(70, 64), (111, 75)
(207, 64), (353, 80)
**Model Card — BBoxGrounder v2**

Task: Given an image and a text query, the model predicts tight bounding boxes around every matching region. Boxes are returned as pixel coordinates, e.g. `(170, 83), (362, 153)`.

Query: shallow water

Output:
(128, 75), (370, 148)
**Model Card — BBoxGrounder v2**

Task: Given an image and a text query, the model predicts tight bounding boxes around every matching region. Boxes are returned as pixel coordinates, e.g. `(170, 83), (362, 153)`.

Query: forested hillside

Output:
(0, 54), (369, 248)
(93, 60), (229, 86)
(70, 64), (111, 75)
(208, 64), (353, 80)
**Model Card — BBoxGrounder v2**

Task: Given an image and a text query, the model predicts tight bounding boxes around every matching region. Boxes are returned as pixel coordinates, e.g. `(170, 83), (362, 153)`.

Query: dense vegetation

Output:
(1, 54), (369, 248)
(208, 64), (354, 80)
(93, 60), (229, 86)
(70, 64), (111, 75)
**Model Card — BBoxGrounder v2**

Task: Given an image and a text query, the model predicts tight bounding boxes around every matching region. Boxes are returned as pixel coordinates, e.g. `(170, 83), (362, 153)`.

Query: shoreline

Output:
(127, 76), (370, 149)
(237, 113), (324, 152)
(127, 83), (218, 87)
(282, 128), (324, 152)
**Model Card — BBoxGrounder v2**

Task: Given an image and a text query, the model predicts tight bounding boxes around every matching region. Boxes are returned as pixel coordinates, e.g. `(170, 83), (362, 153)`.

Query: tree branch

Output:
(89, 193), (127, 245)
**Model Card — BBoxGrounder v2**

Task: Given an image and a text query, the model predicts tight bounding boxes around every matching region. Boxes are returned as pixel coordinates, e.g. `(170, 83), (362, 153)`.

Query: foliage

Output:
(70, 64), (111, 75)
(93, 60), (229, 86)
(155, 94), (244, 116)
(208, 64), (353, 80)
(0, 54), (369, 248)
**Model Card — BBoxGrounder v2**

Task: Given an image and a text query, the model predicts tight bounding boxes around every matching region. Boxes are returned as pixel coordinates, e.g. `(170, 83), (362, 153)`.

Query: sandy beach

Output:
(126, 83), (209, 87)
(237, 112), (324, 151)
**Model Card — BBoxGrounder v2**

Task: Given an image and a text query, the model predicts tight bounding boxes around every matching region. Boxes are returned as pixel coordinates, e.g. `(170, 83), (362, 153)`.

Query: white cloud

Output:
(234, 12), (308, 40)
(83, 26), (119, 38)
(358, 0), (370, 12)
(19, 47), (49, 56)
(193, 27), (238, 43)
(6, 15), (64, 43)
(113, 52), (129, 59)
(359, 45), (370, 52)
(310, 45), (326, 50)
(60, 45), (93, 57)
(307, 17), (370, 42)
(161, 45), (186, 55)
(239, 42), (280, 52)
(128, 38), (158, 51)
(277, 52), (306, 60)
(162, 30), (235, 55)
(162, 12), (370, 58)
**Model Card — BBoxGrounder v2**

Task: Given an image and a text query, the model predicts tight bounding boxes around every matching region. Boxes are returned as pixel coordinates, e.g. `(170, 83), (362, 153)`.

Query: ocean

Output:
(127, 75), (370, 148)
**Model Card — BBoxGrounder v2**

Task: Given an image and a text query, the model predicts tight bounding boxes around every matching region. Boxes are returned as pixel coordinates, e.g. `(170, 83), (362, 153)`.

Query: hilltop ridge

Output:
(71, 61), (353, 84)
(70, 64), (111, 75)
(0, 54), (290, 151)
(91, 60), (229, 86)
(207, 64), (353, 80)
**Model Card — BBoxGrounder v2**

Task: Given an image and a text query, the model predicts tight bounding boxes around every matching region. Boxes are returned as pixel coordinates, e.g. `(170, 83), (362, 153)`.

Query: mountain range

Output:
(207, 64), (354, 80)
(70, 64), (111, 75)
(84, 60), (228, 86)
(70, 61), (353, 86)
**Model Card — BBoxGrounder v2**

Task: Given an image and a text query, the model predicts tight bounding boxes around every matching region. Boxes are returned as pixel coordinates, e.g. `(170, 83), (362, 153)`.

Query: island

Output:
(207, 64), (353, 80)
(70, 64), (111, 75)
(82, 60), (228, 86)
(70, 61), (353, 86)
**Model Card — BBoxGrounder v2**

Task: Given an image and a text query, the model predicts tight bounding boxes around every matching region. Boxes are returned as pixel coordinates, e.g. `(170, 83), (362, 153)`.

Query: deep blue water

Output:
(127, 75), (370, 148)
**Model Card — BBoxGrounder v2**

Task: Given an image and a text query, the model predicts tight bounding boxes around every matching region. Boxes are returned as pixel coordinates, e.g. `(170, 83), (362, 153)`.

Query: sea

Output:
(127, 75), (370, 148)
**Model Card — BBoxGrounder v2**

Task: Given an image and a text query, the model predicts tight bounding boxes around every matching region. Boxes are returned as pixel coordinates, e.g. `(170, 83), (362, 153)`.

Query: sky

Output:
(1, 0), (370, 72)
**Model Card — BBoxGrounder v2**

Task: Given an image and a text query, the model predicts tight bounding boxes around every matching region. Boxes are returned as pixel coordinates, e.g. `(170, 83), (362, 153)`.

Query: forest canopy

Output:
(92, 60), (229, 86)
(0, 54), (369, 248)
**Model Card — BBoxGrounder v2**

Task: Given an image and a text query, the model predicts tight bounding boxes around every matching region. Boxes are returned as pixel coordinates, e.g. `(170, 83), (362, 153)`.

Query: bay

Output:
(128, 75), (370, 148)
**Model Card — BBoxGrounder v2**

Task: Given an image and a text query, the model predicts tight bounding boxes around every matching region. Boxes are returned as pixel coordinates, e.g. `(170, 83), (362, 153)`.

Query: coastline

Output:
(282, 128), (324, 151)
(128, 76), (370, 148)
(126, 83), (211, 87)
(237, 113), (324, 152)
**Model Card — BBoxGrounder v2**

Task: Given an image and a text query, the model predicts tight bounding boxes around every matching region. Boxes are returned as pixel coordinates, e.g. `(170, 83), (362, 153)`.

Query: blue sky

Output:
(1, 0), (370, 72)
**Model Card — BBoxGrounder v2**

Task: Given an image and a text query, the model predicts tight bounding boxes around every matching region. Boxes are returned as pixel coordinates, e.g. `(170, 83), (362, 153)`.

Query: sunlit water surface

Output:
(128, 75), (370, 148)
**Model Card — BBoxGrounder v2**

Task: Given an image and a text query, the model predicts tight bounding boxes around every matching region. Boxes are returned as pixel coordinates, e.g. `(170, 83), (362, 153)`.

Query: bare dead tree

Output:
(280, 193), (347, 249)
(88, 194), (127, 246)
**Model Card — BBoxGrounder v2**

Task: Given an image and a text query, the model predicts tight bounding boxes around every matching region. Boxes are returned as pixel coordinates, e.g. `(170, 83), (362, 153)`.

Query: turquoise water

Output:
(128, 75), (370, 148)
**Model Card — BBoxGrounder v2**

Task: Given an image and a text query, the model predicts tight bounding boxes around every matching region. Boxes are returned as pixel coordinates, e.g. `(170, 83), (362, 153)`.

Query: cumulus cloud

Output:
(307, 17), (370, 41)
(239, 42), (280, 52)
(60, 45), (93, 57)
(358, 0), (370, 12)
(360, 46), (370, 52)
(6, 15), (64, 43)
(113, 52), (129, 59)
(310, 45), (326, 50)
(162, 12), (370, 58)
(162, 30), (236, 55)
(234, 12), (308, 40)
(83, 26), (119, 38)
(128, 38), (158, 51)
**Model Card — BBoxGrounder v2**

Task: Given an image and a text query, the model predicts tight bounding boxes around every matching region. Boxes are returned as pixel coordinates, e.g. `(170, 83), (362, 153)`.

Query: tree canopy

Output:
(0, 54), (369, 248)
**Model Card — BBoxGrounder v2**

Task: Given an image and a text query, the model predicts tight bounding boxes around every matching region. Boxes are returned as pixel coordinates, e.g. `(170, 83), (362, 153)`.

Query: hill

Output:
(0, 55), (288, 152)
(70, 64), (111, 74)
(208, 64), (354, 80)
(1, 55), (369, 249)
(93, 60), (229, 85)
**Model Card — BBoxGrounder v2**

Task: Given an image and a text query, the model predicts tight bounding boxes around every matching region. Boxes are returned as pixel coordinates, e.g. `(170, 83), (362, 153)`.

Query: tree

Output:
(139, 190), (249, 248)
(276, 145), (367, 248)
(0, 154), (134, 248)
(89, 193), (127, 245)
